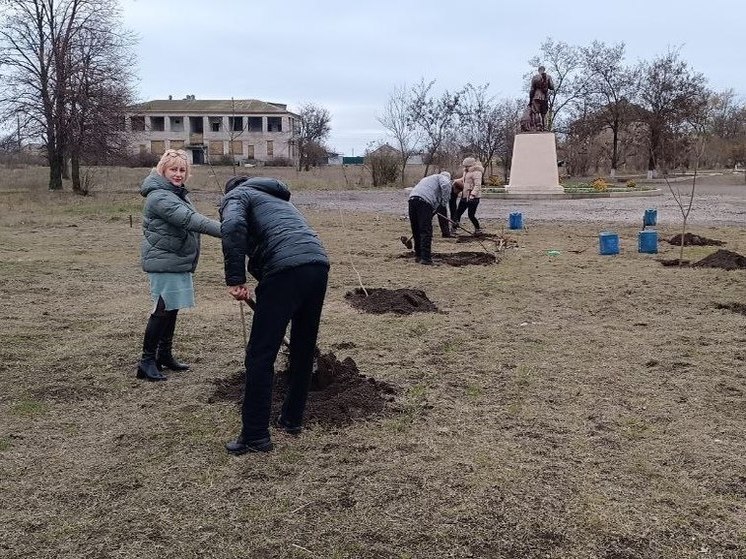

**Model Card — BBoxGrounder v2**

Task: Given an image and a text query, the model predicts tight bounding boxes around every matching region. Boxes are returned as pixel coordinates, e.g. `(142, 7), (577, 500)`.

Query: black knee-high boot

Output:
(156, 311), (189, 371)
(137, 314), (168, 381)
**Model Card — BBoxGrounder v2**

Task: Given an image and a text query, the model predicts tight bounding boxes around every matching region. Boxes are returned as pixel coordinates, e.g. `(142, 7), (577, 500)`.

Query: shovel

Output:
(241, 296), (291, 348)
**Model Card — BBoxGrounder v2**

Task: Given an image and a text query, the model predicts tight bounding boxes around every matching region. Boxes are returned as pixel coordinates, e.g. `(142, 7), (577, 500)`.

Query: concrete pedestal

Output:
(506, 132), (563, 194)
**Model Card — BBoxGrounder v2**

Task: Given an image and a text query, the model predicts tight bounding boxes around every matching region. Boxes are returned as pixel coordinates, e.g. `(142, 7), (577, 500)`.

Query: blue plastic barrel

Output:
(509, 212), (523, 230)
(638, 230), (658, 253)
(599, 232), (619, 255)
(643, 209), (657, 227)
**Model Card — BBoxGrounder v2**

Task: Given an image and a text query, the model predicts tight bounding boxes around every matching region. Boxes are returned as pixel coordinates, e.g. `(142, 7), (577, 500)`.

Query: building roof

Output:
(128, 99), (296, 115)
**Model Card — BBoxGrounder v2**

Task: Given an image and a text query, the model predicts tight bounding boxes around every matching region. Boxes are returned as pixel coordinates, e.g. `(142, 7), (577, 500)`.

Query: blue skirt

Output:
(148, 272), (195, 311)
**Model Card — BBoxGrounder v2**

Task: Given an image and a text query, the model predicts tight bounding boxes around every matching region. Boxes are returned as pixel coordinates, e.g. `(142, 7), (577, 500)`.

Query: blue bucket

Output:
(599, 232), (619, 255)
(638, 230), (658, 253)
(509, 212), (523, 230)
(643, 208), (657, 227)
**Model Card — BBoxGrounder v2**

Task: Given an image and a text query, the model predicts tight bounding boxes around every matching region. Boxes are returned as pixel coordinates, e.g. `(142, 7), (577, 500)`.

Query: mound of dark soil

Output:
(668, 233), (725, 246)
(715, 302), (746, 316)
(208, 351), (397, 427)
(439, 252), (497, 267)
(345, 287), (439, 314)
(692, 249), (746, 270)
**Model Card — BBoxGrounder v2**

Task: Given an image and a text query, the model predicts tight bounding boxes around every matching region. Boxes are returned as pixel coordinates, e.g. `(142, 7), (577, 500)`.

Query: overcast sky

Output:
(121, 0), (745, 156)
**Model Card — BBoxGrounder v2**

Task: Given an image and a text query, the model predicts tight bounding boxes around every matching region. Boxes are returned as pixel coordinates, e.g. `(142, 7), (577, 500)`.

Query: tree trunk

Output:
(71, 152), (84, 194)
(611, 123), (619, 176)
(48, 149), (64, 191)
(678, 216), (687, 266)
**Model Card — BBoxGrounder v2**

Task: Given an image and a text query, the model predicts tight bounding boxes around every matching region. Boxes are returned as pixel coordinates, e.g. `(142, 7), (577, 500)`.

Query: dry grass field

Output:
(1, 166), (744, 558)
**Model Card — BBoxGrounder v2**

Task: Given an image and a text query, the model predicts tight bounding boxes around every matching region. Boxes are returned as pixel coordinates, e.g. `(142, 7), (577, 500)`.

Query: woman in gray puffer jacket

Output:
(137, 149), (221, 381)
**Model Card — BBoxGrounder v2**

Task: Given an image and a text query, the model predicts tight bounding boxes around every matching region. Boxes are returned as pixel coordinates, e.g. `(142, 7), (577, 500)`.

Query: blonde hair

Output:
(156, 149), (190, 181)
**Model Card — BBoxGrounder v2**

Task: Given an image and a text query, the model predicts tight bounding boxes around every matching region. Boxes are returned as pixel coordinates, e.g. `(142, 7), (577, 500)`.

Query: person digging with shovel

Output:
(407, 171), (461, 265)
(220, 176), (330, 455)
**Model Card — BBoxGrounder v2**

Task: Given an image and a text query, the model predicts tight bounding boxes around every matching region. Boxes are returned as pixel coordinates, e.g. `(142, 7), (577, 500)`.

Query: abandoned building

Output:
(125, 96), (298, 164)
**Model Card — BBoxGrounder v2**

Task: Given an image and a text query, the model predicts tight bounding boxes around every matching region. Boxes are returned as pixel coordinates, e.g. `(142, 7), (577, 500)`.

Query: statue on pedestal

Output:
(528, 65), (554, 132)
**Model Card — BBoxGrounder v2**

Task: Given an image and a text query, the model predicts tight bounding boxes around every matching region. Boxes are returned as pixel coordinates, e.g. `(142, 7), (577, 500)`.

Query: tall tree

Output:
(407, 79), (462, 176)
(635, 47), (709, 176)
(296, 103), (331, 171)
(66, 3), (135, 193)
(0, 0), (134, 191)
(456, 84), (500, 172)
(579, 40), (639, 176)
(377, 84), (421, 185)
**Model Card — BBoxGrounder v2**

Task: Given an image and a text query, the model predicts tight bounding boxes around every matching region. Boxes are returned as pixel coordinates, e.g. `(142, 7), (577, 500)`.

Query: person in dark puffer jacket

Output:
(220, 176), (330, 455)
(137, 149), (221, 382)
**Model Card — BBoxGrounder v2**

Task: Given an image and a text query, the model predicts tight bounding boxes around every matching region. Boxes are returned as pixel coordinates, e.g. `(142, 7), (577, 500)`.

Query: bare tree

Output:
(0, 0), (135, 192)
(297, 103), (331, 171)
(635, 47), (709, 177)
(377, 84), (421, 185)
(579, 41), (639, 177)
(493, 98), (524, 182)
(66, 3), (136, 193)
(662, 135), (707, 265)
(456, 83), (510, 175)
(407, 78), (462, 176)
(702, 89), (746, 169)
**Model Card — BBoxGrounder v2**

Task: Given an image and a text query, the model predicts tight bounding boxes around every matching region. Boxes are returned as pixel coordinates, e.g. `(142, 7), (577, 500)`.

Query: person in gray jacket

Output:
(220, 176), (330, 455)
(408, 171), (459, 265)
(137, 149), (221, 381)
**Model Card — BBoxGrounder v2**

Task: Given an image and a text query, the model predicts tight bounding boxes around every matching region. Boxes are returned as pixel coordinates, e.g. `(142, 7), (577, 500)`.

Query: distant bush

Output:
(366, 151), (400, 187)
(486, 174), (504, 187)
(626, 180), (637, 188)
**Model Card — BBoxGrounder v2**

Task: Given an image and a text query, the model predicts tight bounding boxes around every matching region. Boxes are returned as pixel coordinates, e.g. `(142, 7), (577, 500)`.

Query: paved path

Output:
(290, 183), (745, 227)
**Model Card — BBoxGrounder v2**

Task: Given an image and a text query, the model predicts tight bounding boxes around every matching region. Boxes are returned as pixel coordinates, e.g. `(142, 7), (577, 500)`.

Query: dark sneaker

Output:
(274, 415), (302, 436)
(225, 435), (273, 455)
(420, 259), (433, 265)
(415, 256), (421, 263)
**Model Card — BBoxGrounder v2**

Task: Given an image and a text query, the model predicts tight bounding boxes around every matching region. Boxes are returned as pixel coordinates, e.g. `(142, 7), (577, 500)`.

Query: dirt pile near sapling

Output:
(692, 249), (746, 270)
(668, 233), (725, 246)
(303, 351), (397, 425)
(208, 351), (397, 426)
(345, 287), (439, 315)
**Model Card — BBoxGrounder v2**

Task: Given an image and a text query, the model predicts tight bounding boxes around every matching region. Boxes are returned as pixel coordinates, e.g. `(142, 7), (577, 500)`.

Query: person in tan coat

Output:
(453, 157), (485, 233)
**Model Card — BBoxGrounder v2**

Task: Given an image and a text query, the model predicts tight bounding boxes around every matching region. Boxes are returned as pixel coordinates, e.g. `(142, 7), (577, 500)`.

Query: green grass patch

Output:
(11, 399), (46, 417)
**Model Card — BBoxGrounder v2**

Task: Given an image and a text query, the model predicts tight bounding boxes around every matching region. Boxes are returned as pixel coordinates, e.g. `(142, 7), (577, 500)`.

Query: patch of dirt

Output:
(715, 302), (746, 316)
(345, 287), (439, 315)
(658, 258), (690, 267)
(692, 249), (746, 270)
(208, 351), (397, 427)
(455, 233), (518, 249)
(439, 251), (497, 267)
(667, 232), (725, 246)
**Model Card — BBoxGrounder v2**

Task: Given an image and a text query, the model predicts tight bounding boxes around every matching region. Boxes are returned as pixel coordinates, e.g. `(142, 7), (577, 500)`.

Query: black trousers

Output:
(455, 198), (481, 230)
(437, 191), (459, 236)
(241, 264), (328, 440)
(408, 197), (434, 262)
